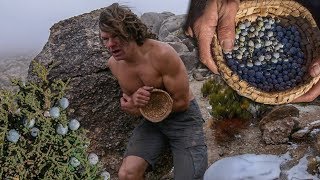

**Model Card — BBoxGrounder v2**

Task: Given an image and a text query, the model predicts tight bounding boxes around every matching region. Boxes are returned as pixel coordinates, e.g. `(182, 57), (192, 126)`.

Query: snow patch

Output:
(204, 153), (318, 180)
(292, 104), (320, 114)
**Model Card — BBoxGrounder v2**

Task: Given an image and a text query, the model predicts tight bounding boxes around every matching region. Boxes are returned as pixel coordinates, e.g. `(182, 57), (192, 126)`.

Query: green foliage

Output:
(201, 79), (252, 120)
(0, 61), (103, 179)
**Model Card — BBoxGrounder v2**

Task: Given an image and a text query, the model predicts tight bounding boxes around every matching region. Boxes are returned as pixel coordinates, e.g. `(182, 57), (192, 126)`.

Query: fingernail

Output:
(311, 63), (320, 77)
(221, 39), (234, 52)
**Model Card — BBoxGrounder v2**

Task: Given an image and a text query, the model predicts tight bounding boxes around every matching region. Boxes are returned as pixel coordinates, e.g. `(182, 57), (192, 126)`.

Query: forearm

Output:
(172, 98), (190, 112)
(310, 81), (320, 99)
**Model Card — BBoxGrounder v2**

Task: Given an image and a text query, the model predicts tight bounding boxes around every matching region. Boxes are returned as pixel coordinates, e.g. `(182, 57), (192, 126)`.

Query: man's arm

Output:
(155, 44), (191, 112)
(120, 93), (142, 116)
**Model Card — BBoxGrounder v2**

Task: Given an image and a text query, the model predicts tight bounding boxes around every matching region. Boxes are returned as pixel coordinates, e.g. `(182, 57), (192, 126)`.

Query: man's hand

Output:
(185, 0), (239, 74)
(131, 86), (153, 107)
(120, 93), (140, 115)
(292, 59), (320, 103)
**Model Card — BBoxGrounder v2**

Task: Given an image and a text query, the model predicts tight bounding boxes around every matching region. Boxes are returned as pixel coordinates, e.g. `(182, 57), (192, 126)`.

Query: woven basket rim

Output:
(139, 89), (173, 122)
(212, 0), (320, 105)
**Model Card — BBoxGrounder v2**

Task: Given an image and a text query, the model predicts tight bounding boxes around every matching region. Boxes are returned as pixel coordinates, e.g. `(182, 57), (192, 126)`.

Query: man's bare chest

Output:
(116, 68), (163, 95)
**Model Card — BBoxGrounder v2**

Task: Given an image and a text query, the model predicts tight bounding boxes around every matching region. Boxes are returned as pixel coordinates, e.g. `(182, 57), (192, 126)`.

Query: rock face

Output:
(140, 12), (174, 36)
(27, 9), (199, 177)
(259, 105), (320, 145)
(259, 105), (299, 144)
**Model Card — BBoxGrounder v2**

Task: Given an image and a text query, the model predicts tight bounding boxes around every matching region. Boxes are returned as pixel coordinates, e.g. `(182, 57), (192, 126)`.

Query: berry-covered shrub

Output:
(0, 61), (106, 179)
(202, 78), (256, 121)
(225, 16), (306, 92)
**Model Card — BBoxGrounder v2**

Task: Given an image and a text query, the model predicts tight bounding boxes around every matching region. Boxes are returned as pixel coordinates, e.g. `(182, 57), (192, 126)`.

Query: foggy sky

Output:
(0, 0), (189, 58)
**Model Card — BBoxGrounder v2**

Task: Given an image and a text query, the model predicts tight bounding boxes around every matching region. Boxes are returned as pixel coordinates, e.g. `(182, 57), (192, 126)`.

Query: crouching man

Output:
(99, 3), (208, 180)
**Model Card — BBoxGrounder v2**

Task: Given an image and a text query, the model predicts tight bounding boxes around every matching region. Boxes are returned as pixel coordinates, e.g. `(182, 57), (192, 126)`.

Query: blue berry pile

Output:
(225, 16), (306, 92)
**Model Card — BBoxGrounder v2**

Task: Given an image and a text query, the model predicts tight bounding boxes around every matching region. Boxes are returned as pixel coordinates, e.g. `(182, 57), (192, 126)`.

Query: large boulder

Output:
(259, 104), (320, 145)
(27, 8), (145, 177)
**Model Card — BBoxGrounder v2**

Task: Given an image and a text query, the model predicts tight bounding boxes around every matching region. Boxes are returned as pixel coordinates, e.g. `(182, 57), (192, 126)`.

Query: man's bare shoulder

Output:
(146, 39), (179, 63)
(107, 56), (119, 76)
(145, 39), (184, 75)
(147, 39), (175, 55)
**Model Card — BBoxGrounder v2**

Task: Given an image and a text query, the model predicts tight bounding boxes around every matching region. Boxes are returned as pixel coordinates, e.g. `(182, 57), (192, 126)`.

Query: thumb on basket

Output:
(292, 58), (320, 103)
(217, 0), (239, 53)
(310, 59), (320, 77)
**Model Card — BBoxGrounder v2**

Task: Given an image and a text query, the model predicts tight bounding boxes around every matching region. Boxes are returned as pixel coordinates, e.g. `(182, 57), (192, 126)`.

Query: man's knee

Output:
(118, 156), (148, 180)
(118, 167), (138, 180)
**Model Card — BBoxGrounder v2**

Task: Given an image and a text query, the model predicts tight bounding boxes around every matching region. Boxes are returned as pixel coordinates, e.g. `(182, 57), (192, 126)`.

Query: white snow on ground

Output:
(204, 153), (319, 180)
(311, 120), (320, 125)
(292, 104), (320, 115)
(311, 129), (320, 137)
(286, 155), (318, 180)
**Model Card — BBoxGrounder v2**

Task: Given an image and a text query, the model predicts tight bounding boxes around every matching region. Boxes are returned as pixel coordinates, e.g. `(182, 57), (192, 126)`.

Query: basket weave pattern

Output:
(213, 0), (320, 104)
(140, 89), (173, 122)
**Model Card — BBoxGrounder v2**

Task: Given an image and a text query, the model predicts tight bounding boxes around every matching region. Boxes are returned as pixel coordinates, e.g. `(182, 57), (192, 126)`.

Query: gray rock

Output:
(182, 38), (196, 52)
(290, 105), (320, 140)
(291, 127), (310, 139)
(259, 104), (320, 144)
(260, 117), (296, 144)
(259, 105), (300, 144)
(163, 34), (182, 42)
(140, 12), (174, 36)
(175, 29), (189, 40)
(192, 71), (205, 81)
(179, 50), (199, 72)
(167, 42), (189, 54)
(314, 134), (320, 154)
(158, 15), (186, 41)
(259, 105), (299, 129)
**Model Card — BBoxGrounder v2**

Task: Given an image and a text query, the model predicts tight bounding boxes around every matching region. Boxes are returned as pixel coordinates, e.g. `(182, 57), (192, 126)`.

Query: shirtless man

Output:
(99, 3), (207, 180)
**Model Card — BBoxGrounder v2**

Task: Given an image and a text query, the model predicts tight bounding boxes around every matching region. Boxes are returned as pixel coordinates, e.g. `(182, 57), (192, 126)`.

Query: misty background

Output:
(0, 0), (189, 59)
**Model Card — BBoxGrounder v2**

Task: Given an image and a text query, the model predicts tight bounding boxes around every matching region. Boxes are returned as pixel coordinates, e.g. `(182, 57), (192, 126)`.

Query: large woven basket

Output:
(139, 89), (173, 122)
(213, 0), (320, 104)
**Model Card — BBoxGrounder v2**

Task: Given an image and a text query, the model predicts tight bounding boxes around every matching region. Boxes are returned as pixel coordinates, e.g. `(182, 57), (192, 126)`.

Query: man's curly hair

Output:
(99, 3), (157, 46)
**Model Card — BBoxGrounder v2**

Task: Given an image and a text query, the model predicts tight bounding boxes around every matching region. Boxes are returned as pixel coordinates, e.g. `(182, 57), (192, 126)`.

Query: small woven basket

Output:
(212, 0), (320, 104)
(139, 89), (173, 122)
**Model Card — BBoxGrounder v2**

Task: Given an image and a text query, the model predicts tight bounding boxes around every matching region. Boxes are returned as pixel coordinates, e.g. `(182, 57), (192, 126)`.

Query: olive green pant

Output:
(125, 99), (208, 180)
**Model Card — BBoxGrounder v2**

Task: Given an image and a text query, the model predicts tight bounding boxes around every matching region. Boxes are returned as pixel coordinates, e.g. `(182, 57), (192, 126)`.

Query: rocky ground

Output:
(192, 77), (283, 159)
(2, 8), (320, 179)
(190, 73), (320, 179)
